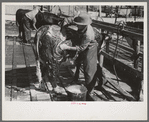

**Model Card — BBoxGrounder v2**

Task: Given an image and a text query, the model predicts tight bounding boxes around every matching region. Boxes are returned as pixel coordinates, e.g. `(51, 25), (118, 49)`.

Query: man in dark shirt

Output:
(60, 12), (98, 93)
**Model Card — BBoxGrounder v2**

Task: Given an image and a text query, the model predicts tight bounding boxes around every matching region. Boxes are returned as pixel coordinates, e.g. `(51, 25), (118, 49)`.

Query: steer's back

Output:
(16, 9), (31, 26)
(35, 12), (64, 29)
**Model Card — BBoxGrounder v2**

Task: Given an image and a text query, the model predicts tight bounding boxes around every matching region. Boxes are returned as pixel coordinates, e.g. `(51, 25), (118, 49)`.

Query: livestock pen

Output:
(5, 18), (143, 101)
(4, 4), (144, 101)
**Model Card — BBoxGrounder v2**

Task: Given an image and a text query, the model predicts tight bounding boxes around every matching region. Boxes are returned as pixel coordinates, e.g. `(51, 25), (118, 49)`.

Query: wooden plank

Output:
(93, 90), (110, 101)
(106, 78), (136, 101)
(22, 44), (35, 101)
(109, 45), (132, 56)
(5, 42), (13, 101)
(108, 44), (133, 61)
(108, 45), (140, 67)
(17, 91), (30, 101)
(94, 86), (116, 101)
(5, 36), (14, 45)
(22, 44), (53, 101)
(110, 39), (143, 71)
(110, 41), (143, 56)
(102, 85), (126, 101)
(11, 39), (31, 101)
(11, 37), (18, 101)
(100, 51), (143, 79)
(134, 40), (141, 69)
(36, 93), (51, 101)
(109, 44), (133, 57)
(6, 39), (30, 101)
(107, 45), (142, 71)
(5, 86), (11, 101)
(87, 92), (102, 101)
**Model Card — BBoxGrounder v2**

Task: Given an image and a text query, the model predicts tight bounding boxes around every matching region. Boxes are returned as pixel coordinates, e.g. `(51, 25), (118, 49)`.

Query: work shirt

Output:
(76, 25), (96, 53)
(25, 7), (40, 20)
(74, 24), (97, 89)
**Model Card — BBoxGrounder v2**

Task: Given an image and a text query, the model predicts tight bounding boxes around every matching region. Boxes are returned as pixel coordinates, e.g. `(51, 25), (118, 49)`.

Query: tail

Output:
(16, 19), (19, 27)
(16, 10), (19, 27)
(34, 25), (50, 62)
(33, 32), (40, 60)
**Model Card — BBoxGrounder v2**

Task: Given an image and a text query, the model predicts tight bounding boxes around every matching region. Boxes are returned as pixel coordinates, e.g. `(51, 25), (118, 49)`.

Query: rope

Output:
(112, 21), (125, 84)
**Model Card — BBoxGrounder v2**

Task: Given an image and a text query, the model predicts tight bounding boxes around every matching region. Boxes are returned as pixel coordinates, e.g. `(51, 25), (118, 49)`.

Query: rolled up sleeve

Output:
(76, 34), (91, 52)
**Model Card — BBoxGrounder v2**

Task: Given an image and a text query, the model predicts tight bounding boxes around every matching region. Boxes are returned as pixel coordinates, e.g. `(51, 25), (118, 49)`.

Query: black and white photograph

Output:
(2, 2), (147, 120)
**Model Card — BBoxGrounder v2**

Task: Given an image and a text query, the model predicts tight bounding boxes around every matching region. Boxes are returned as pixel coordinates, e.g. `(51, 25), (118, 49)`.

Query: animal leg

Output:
(35, 60), (47, 91)
(36, 60), (42, 82)
(18, 25), (22, 38)
(32, 18), (38, 31)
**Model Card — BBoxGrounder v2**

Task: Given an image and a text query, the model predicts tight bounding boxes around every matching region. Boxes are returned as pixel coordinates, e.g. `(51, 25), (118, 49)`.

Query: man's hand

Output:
(60, 44), (70, 50)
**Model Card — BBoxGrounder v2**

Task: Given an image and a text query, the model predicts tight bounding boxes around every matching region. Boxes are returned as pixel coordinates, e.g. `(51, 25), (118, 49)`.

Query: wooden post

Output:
(69, 6), (70, 16)
(72, 6), (74, 16)
(99, 5), (101, 18)
(99, 52), (104, 67)
(58, 6), (62, 16)
(134, 6), (137, 22)
(115, 6), (119, 24)
(40, 5), (43, 11)
(134, 40), (140, 69)
(86, 5), (89, 12)
(106, 37), (110, 54)
(125, 6), (128, 22)
(48, 6), (51, 12)
(141, 55), (143, 73)
(33, 5), (36, 9)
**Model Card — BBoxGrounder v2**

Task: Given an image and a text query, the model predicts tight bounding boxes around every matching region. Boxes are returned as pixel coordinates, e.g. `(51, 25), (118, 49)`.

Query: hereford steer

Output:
(34, 25), (77, 94)
(16, 9), (30, 38)
(16, 9), (64, 43)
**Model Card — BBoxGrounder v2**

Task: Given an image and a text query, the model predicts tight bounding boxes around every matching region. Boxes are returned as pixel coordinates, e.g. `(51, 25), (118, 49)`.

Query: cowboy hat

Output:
(73, 12), (92, 25)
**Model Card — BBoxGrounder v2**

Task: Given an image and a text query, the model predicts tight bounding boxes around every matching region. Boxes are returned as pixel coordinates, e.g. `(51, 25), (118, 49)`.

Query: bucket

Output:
(66, 85), (88, 101)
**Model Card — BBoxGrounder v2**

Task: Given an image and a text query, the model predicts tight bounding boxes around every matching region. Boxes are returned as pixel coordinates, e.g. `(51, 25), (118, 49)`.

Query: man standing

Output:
(60, 12), (98, 93)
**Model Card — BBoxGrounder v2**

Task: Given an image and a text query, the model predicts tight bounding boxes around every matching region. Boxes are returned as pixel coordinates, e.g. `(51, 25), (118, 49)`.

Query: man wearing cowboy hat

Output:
(60, 12), (98, 93)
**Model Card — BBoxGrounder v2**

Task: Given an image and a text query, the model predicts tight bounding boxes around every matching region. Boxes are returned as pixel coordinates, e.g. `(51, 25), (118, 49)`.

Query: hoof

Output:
(34, 81), (47, 91)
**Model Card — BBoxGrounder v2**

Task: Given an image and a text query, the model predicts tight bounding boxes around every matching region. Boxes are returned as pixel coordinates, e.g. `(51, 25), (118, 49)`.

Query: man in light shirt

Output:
(60, 13), (98, 94)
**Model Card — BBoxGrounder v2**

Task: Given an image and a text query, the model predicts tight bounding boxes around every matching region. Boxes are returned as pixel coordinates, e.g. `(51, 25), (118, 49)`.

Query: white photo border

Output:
(2, 2), (148, 120)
